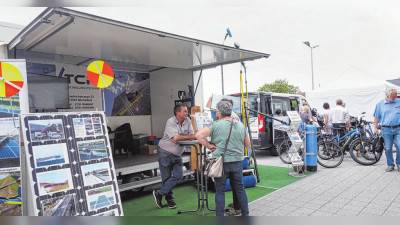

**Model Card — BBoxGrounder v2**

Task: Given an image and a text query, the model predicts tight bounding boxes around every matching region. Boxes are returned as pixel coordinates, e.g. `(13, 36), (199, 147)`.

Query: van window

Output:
(247, 95), (258, 117)
(290, 99), (299, 111)
(272, 97), (290, 116)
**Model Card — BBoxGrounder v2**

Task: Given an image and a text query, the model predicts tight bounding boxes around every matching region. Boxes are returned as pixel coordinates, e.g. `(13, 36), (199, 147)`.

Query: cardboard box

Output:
(139, 145), (158, 155)
(191, 106), (201, 115)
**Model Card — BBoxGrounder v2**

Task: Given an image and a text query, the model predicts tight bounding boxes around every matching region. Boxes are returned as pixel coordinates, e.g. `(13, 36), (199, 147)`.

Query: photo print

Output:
(73, 117), (103, 138)
(94, 209), (117, 216)
(32, 143), (69, 168)
(0, 118), (21, 171)
(81, 162), (112, 187)
(41, 194), (77, 216)
(28, 119), (65, 142)
(0, 172), (21, 216)
(36, 169), (73, 195)
(86, 185), (115, 211)
(77, 139), (108, 161)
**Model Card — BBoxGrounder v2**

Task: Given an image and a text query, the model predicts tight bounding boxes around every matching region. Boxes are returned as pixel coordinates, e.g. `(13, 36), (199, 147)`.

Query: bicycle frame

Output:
(331, 128), (360, 149)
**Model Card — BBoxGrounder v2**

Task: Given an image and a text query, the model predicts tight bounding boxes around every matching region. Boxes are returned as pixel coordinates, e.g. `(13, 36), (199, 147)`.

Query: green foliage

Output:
(258, 79), (300, 94)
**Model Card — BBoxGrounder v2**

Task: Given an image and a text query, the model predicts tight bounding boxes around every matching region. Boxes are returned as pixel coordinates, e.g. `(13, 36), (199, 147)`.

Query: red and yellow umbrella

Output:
(0, 62), (24, 97)
(86, 60), (114, 88)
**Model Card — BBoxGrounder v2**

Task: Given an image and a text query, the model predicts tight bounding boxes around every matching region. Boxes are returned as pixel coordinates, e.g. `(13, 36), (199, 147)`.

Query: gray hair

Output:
(385, 88), (397, 97)
(217, 100), (232, 117)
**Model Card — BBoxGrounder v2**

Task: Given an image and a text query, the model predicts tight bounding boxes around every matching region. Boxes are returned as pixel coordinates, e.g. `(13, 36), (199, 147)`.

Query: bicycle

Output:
(318, 112), (381, 166)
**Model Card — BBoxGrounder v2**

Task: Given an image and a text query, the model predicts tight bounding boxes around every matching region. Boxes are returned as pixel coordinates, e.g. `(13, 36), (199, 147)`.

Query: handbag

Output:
(204, 120), (233, 178)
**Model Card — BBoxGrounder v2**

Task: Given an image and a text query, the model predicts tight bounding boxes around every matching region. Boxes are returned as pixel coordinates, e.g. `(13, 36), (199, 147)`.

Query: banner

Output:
(0, 59), (28, 217)
(104, 70), (150, 116)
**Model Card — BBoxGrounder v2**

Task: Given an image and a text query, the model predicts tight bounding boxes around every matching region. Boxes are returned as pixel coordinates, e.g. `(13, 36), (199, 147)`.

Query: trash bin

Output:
(305, 124), (317, 172)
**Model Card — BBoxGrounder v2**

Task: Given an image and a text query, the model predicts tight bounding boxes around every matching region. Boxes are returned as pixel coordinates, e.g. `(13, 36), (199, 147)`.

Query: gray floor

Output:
(250, 151), (400, 216)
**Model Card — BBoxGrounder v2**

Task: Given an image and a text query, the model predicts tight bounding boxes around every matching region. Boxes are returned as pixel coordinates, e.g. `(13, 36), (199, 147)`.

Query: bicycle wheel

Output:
(317, 141), (344, 168)
(349, 139), (379, 165)
(278, 138), (292, 164)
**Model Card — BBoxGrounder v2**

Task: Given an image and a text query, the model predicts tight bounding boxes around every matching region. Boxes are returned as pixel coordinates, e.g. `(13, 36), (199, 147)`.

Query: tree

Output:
(258, 79), (300, 94)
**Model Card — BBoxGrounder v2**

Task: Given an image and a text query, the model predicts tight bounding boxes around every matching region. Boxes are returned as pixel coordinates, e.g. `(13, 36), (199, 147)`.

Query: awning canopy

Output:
(8, 7), (269, 72)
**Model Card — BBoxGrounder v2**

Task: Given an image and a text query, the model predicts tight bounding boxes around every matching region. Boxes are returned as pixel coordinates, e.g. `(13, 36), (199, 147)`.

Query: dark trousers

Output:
(333, 123), (346, 137)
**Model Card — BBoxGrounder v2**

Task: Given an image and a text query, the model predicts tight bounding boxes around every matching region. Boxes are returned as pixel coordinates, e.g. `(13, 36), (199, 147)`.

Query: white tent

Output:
(306, 81), (398, 122)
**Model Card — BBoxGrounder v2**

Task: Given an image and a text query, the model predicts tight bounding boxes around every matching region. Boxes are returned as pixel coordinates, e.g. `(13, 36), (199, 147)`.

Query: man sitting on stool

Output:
(153, 105), (195, 209)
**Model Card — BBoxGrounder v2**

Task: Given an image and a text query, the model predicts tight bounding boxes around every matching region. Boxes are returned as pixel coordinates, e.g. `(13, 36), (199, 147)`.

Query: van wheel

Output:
(122, 173), (145, 192)
(270, 146), (279, 156)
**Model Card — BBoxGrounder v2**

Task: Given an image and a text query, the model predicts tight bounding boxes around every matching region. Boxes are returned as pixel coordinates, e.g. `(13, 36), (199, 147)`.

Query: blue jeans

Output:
(382, 127), (400, 167)
(157, 148), (183, 201)
(214, 161), (249, 216)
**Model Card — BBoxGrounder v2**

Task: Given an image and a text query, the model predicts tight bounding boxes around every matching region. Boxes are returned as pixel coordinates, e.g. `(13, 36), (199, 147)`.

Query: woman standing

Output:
(300, 105), (314, 124)
(195, 100), (250, 216)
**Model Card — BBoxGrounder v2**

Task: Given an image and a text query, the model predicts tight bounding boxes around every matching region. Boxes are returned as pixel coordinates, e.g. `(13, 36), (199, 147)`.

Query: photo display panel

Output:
(20, 112), (123, 216)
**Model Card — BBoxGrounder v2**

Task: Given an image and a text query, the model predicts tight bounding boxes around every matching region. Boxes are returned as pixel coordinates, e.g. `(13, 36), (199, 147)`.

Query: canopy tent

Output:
(7, 7), (269, 73)
(306, 81), (398, 122)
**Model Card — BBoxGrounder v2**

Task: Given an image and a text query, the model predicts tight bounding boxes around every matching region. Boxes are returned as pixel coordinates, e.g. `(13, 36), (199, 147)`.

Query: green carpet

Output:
(121, 165), (309, 216)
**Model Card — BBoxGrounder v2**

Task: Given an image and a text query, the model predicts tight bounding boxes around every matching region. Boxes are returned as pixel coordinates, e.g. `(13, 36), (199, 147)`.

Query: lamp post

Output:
(303, 41), (319, 90)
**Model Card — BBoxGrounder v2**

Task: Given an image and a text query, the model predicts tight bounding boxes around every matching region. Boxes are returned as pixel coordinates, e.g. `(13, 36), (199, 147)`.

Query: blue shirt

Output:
(373, 98), (400, 126)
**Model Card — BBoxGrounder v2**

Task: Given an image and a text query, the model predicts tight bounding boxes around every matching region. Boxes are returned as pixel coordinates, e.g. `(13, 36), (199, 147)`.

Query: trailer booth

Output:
(3, 7), (269, 216)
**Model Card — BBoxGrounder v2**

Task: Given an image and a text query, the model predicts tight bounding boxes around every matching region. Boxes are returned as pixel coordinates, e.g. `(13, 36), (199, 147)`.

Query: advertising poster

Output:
(0, 59), (29, 216)
(20, 112), (123, 216)
(104, 70), (151, 116)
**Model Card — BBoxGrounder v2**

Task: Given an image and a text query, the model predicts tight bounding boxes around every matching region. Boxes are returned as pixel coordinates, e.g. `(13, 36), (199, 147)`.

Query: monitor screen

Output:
(27, 74), (69, 110)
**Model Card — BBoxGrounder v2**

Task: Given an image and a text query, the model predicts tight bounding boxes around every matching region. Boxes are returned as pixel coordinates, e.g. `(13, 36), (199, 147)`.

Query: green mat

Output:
(121, 165), (309, 216)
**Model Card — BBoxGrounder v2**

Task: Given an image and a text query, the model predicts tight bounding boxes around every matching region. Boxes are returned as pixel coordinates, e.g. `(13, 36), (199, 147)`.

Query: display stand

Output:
(177, 140), (214, 216)
(20, 111), (123, 216)
(285, 111), (306, 178)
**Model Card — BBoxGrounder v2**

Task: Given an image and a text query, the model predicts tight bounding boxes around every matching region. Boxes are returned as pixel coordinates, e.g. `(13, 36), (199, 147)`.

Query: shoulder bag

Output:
(204, 120), (233, 178)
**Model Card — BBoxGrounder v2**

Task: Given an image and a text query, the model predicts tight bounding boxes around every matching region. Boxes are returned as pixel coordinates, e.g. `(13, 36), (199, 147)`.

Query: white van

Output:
(228, 92), (307, 155)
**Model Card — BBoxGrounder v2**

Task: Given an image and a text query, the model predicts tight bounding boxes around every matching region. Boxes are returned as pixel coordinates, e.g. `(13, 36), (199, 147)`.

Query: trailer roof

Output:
(8, 7), (269, 72)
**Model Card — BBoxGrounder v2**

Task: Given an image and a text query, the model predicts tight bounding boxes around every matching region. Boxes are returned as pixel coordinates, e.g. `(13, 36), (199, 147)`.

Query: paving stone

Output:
(383, 210), (400, 216)
(335, 208), (361, 216)
(250, 209), (268, 216)
(311, 210), (334, 216)
(360, 207), (385, 216)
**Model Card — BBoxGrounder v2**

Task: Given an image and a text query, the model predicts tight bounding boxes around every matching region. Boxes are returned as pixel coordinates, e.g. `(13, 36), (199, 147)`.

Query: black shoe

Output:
(167, 200), (177, 209)
(153, 190), (163, 208)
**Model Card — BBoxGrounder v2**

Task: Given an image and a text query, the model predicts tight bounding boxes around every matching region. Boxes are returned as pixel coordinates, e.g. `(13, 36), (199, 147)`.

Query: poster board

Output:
(0, 59), (28, 216)
(20, 111), (123, 216)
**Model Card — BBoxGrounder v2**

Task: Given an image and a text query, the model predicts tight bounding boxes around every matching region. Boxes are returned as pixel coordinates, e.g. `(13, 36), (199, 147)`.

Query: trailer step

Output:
(118, 170), (195, 192)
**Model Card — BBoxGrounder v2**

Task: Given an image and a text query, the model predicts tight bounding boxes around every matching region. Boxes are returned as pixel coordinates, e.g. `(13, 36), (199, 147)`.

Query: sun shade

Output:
(8, 7), (270, 73)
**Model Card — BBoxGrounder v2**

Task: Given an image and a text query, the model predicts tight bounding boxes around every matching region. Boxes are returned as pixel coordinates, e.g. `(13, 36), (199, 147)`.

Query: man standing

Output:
(331, 99), (350, 137)
(374, 88), (400, 172)
(153, 105), (195, 208)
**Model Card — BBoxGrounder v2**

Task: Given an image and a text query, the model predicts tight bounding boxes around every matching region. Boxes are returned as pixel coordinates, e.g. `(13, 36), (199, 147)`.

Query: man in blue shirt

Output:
(374, 88), (400, 172)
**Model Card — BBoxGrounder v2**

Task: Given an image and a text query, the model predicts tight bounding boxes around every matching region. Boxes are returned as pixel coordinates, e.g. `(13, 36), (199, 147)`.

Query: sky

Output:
(1, 1), (400, 105)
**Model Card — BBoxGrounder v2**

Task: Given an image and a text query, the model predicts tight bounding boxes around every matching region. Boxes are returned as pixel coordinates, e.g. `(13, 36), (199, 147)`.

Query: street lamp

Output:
(303, 41), (319, 90)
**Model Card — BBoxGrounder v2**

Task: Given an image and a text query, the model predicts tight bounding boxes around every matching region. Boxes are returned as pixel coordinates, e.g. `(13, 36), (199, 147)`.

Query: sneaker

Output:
(225, 209), (241, 216)
(228, 202), (234, 208)
(153, 190), (163, 208)
(386, 166), (395, 172)
(167, 200), (177, 209)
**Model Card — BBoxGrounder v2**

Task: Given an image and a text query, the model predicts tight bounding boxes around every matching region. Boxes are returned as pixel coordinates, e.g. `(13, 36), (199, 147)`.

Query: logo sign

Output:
(0, 62), (24, 97)
(86, 61), (114, 88)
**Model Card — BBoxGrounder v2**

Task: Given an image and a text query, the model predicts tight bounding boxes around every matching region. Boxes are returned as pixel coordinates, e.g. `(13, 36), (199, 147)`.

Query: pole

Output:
(311, 48), (314, 90)
(221, 65), (224, 95)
